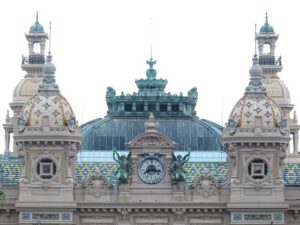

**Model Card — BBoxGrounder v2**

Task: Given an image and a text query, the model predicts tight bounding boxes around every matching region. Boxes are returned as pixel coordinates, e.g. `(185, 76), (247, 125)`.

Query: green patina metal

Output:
(29, 12), (44, 33)
(169, 150), (190, 185)
(112, 148), (131, 187)
(259, 13), (274, 33)
(0, 190), (5, 205)
(106, 58), (198, 117)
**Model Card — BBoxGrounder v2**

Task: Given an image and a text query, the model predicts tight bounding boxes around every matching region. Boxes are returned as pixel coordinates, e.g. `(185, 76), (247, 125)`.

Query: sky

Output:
(0, 0), (299, 152)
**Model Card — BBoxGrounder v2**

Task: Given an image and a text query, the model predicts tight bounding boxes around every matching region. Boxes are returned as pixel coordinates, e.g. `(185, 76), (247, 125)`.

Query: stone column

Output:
(294, 131), (299, 154)
(4, 129), (10, 153)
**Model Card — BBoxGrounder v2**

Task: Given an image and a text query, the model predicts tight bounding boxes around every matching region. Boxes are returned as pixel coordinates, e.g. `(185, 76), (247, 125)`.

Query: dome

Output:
(13, 77), (43, 104)
(260, 23), (274, 33)
(262, 78), (291, 105)
(80, 117), (223, 151)
(259, 13), (274, 33)
(43, 58), (56, 74)
(229, 95), (283, 129)
(18, 56), (79, 133)
(29, 21), (44, 33)
(225, 55), (287, 136)
(29, 12), (44, 33)
(22, 92), (75, 127)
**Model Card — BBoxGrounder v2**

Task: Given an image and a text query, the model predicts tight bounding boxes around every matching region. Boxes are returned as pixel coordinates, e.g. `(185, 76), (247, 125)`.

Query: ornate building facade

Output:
(0, 13), (300, 225)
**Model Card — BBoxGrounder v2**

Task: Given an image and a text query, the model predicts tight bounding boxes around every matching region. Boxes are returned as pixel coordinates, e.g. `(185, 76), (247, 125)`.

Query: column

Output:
(4, 129), (10, 153)
(293, 131), (299, 154)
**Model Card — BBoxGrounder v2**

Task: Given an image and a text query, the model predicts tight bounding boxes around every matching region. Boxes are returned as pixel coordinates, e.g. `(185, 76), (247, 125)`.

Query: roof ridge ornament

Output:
(36, 11), (39, 23)
(144, 113), (159, 131)
(146, 57), (157, 80)
(244, 54), (266, 95)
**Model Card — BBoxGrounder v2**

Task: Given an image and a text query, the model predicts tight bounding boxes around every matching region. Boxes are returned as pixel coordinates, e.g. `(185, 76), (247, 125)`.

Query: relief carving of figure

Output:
(169, 150), (190, 186)
(66, 143), (78, 181)
(18, 117), (26, 133)
(113, 148), (131, 188)
(227, 118), (237, 135)
(67, 115), (77, 132)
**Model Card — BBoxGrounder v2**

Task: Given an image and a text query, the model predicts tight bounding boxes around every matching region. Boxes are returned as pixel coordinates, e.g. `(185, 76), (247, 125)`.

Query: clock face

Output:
(137, 153), (166, 184)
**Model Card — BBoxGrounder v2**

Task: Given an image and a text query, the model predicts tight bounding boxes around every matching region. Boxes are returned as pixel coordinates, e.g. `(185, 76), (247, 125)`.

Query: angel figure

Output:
(113, 148), (131, 187)
(169, 150), (191, 185)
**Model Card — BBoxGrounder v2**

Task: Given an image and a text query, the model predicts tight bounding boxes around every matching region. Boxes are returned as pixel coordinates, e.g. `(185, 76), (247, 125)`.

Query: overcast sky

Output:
(0, 0), (299, 152)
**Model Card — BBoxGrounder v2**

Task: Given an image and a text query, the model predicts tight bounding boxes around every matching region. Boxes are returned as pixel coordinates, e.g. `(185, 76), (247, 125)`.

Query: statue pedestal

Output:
(172, 182), (186, 201)
(117, 184), (131, 202)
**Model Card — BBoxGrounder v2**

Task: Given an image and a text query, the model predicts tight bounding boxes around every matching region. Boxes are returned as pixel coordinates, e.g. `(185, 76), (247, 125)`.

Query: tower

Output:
(223, 54), (290, 224)
(4, 13), (49, 153)
(256, 13), (299, 153)
(14, 54), (81, 223)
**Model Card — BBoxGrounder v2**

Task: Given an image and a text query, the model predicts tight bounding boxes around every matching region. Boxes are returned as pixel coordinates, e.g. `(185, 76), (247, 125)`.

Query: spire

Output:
(244, 54), (266, 94)
(254, 24), (257, 55)
(36, 11), (39, 23)
(150, 17), (153, 59)
(38, 33), (59, 93)
(49, 21), (52, 56)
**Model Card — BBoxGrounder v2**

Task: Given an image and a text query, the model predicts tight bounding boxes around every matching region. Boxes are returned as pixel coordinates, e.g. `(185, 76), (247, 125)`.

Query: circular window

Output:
(36, 158), (57, 180)
(247, 158), (268, 180)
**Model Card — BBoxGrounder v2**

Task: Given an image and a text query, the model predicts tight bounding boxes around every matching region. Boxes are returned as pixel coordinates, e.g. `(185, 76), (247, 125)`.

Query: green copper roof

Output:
(260, 13), (274, 33)
(106, 58), (198, 117)
(29, 12), (44, 33)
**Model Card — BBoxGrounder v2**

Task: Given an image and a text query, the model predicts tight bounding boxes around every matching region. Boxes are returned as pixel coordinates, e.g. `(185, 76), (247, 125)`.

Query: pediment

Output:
(127, 131), (177, 149)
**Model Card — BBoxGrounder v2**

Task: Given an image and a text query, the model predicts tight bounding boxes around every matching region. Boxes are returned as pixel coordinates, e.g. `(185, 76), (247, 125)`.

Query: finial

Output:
(265, 12), (268, 23)
(49, 21), (52, 56)
(150, 17), (153, 59)
(146, 58), (157, 79)
(244, 54), (266, 94)
(254, 24), (257, 55)
(144, 113), (159, 131)
(36, 11), (39, 23)
(294, 111), (298, 123)
(5, 109), (10, 123)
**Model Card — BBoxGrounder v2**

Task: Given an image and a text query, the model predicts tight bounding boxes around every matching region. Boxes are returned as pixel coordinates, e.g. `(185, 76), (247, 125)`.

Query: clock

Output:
(137, 153), (166, 184)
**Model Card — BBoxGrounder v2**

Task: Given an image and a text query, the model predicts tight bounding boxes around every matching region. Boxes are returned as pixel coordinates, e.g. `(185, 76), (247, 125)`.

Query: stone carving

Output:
(169, 151), (190, 186)
(144, 113), (159, 131)
(173, 208), (185, 222)
(113, 148), (131, 188)
(17, 116), (26, 133)
(106, 86), (116, 102)
(17, 144), (29, 184)
(66, 143), (77, 182)
(192, 169), (219, 198)
(278, 118), (287, 134)
(188, 87), (198, 103)
(84, 168), (112, 198)
(118, 208), (130, 222)
(67, 115), (76, 132)
(227, 118), (237, 135)
(227, 144), (237, 166)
